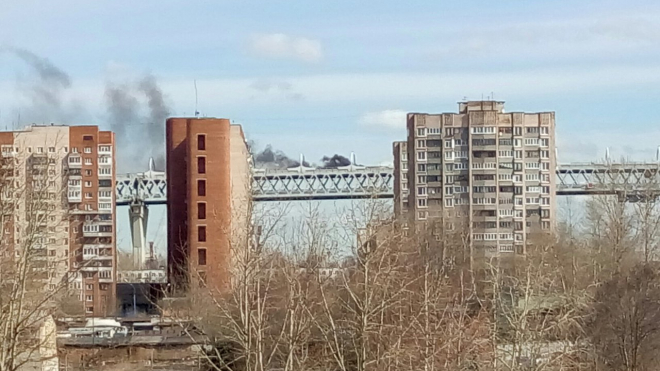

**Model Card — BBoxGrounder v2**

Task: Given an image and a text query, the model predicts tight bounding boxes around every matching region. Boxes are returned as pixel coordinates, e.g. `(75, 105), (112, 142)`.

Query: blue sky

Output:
(3, 0), (660, 252)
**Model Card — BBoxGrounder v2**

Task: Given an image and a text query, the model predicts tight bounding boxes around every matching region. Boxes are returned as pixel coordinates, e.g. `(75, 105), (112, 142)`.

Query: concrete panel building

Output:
(166, 118), (251, 293)
(394, 101), (556, 255)
(393, 141), (409, 219)
(0, 125), (116, 317)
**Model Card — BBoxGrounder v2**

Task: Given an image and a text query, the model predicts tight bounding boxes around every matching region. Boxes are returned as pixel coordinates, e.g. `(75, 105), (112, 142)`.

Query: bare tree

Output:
(0, 138), (75, 371)
(590, 264), (660, 371)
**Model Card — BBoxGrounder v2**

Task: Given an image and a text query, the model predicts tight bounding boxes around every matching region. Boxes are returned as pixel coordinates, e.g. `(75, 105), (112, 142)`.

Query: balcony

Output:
(82, 223), (113, 238)
(67, 156), (82, 168)
(83, 252), (113, 260)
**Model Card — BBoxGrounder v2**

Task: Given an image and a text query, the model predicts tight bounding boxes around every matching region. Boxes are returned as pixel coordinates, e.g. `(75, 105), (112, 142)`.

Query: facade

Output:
(0, 125), (116, 317)
(392, 141), (409, 219)
(166, 118), (251, 292)
(395, 101), (556, 255)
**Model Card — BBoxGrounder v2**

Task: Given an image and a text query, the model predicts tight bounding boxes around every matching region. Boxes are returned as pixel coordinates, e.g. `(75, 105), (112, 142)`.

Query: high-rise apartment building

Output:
(395, 101), (556, 255)
(0, 125), (116, 317)
(393, 141), (409, 218)
(166, 118), (251, 292)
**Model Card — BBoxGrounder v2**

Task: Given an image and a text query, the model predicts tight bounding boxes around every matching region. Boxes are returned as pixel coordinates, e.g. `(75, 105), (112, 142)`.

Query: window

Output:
(198, 226), (207, 242)
(198, 179), (206, 196)
(526, 127), (539, 134)
(525, 173), (540, 181)
(417, 128), (426, 137)
(525, 162), (540, 169)
(198, 134), (206, 150)
(417, 175), (426, 184)
(84, 147), (92, 153)
(499, 150), (513, 157)
(444, 151), (454, 160)
(417, 164), (426, 172)
(540, 150), (550, 158)
(514, 139), (522, 147)
(514, 127), (522, 136)
(418, 198), (427, 208)
(444, 198), (454, 207)
(526, 186), (541, 193)
(86, 307), (94, 314)
(417, 211), (427, 220)
(99, 145), (111, 152)
(84, 181), (92, 187)
(417, 152), (426, 161)
(499, 209), (514, 217)
(86, 284), (93, 290)
(48, 147), (55, 153)
(417, 139), (426, 148)
(198, 157), (206, 174)
(198, 202), (206, 219)
(445, 140), (453, 148)
(98, 190), (111, 198)
(198, 248), (207, 265)
(85, 169), (92, 176)
(499, 174), (512, 181)
(417, 187), (427, 195)
(84, 192), (92, 199)
(470, 127), (495, 134)
(37, 147), (44, 153)
(524, 138), (539, 146)
(454, 162), (468, 170)
(427, 127), (441, 134)
(539, 138), (549, 147)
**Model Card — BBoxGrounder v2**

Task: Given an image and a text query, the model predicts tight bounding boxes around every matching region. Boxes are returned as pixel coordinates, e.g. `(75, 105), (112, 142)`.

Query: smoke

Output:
(1, 47), (87, 123)
(321, 154), (351, 168)
(255, 145), (309, 169)
(105, 74), (171, 172)
(138, 74), (170, 170)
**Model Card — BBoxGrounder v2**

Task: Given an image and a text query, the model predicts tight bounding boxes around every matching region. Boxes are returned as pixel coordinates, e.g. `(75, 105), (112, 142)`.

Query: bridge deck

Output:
(116, 162), (660, 204)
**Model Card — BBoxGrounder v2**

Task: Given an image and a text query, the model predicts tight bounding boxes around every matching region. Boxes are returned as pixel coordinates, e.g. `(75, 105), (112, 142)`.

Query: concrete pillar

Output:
(129, 200), (149, 269)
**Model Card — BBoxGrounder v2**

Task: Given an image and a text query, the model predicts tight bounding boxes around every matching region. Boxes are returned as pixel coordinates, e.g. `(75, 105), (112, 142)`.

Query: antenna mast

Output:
(194, 80), (200, 118)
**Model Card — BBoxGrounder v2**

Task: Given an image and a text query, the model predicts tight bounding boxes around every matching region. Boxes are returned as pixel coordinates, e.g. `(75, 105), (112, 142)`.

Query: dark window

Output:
(198, 248), (207, 265)
(83, 135), (93, 141)
(197, 180), (206, 196)
(198, 157), (206, 174)
(197, 135), (206, 151)
(198, 202), (206, 220)
(198, 226), (206, 242)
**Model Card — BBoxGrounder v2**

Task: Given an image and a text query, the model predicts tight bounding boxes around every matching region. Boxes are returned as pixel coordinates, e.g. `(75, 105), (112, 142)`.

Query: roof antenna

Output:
(194, 80), (200, 118)
(350, 152), (356, 165)
(656, 146), (660, 163)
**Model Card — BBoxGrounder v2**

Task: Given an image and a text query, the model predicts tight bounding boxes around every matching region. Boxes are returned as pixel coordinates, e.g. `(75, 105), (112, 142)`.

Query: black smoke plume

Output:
(2, 47), (86, 123)
(138, 74), (170, 170)
(105, 74), (170, 172)
(255, 145), (310, 169)
(321, 154), (351, 168)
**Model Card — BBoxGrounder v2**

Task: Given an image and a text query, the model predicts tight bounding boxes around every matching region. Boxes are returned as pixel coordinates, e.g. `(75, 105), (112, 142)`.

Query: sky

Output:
(2, 0), (660, 254)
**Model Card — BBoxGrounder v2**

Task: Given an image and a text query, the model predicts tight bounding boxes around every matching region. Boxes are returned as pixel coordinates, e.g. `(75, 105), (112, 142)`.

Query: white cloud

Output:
(249, 33), (323, 63)
(358, 109), (407, 130)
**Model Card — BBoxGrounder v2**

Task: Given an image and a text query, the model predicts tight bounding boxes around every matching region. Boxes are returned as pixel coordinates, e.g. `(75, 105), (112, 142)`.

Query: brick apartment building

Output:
(166, 118), (250, 292)
(0, 125), (116, 317)
(394, 101), (556, 255)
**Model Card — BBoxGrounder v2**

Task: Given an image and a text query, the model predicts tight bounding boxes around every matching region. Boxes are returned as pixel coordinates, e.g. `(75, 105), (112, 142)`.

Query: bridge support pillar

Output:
(129, 200), (149, 269)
